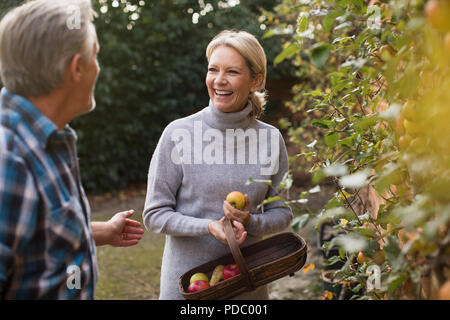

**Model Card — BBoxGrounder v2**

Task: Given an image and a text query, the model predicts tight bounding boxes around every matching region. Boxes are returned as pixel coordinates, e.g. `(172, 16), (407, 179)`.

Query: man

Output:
(0, 0), (144, 299)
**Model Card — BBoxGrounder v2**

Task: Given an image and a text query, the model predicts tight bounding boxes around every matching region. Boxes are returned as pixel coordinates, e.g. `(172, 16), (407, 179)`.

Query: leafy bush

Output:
(266, 0), (450, 299)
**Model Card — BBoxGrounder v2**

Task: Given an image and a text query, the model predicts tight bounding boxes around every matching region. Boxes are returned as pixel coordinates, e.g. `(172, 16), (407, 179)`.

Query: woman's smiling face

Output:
(206, 45), (259, 113)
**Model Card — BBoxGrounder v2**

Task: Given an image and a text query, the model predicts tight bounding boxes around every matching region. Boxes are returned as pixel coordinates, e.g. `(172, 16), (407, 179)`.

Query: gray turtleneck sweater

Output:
(143, 101), (293, 300)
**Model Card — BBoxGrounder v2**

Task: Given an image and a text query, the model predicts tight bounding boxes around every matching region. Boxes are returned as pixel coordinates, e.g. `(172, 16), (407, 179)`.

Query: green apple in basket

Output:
(189, 272), (209, 283)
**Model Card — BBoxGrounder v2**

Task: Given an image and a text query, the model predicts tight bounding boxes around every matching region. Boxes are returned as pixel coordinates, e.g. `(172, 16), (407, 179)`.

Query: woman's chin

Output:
(212, 101), (228, 112)
(213, 100), (243, 113)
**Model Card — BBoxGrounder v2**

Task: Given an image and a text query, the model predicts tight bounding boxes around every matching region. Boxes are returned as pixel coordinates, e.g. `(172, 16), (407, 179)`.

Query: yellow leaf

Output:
(321, 290), (334, 300)
(326, 291), (334, 300)
(303, 263), (315, 274)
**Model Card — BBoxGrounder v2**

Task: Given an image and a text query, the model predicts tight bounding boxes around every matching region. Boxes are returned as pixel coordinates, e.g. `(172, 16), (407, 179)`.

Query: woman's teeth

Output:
(215, 90), (233, 96)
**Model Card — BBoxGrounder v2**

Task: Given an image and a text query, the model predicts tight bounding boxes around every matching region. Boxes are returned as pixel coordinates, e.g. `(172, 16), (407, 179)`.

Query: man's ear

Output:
(250, 73), (264, 93)
(68, 53), (83, 83)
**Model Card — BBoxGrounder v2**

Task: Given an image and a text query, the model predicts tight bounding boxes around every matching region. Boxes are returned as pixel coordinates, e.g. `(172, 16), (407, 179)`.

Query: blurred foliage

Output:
(266, 0), (450, 300)
(1, 0), (292, 192)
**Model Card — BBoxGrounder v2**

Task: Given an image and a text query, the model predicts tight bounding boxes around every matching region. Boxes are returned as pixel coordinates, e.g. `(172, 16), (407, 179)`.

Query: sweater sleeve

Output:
(142, 124), (213, 237)
(246, 130), (293, 237)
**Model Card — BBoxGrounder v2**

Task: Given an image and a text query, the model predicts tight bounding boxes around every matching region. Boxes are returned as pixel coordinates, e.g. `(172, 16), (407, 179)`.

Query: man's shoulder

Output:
(0, 107), (34, 159)
(0, 109), (20, 152)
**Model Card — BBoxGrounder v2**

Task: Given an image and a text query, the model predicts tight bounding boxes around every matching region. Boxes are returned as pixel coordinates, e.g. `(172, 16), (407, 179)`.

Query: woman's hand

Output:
(223, 194), (251, 227)
(208, 217), (247, 245)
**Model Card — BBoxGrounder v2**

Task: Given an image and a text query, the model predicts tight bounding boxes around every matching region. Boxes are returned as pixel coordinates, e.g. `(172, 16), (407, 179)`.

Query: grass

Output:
(91, 196), (165, 300)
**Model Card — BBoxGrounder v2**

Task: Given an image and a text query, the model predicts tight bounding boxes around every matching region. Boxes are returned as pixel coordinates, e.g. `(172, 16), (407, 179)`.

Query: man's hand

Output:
(92, 209), (144, 247)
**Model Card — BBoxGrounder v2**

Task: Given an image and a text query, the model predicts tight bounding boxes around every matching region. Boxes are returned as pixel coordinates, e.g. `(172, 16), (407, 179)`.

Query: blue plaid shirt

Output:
(0, 88), (97, 299)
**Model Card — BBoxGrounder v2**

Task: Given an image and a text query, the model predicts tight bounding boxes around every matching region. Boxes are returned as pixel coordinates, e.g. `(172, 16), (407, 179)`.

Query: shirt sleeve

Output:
(142, 124), (212, 237)
(246, 130), (294, 237)
(0, 151), (39, 296)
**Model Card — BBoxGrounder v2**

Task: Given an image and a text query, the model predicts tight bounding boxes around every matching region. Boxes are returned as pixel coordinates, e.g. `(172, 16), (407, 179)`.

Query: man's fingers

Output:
(122, 233), (142, 240)
(120, 209), (135, 218)
(125, 218), (142, 228)
(123, 225), (144, 235)
(121, 239), (140, 247)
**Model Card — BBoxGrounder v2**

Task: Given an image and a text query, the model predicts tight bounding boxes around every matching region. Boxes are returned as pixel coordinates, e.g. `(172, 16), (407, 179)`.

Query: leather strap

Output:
(223, 217), (255, 291)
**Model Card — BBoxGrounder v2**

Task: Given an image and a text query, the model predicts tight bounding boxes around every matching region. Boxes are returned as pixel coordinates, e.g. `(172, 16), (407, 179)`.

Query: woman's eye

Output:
(208, 67), (217, 72)
(228, 70), (239, 74)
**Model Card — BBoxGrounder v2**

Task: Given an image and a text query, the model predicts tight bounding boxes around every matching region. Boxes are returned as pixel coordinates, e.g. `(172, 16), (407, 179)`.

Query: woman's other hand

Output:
(208, 217), (247, 245)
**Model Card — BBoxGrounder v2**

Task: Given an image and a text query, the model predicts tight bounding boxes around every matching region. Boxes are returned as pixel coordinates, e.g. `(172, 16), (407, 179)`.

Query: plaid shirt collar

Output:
(0, 87), (77, 148)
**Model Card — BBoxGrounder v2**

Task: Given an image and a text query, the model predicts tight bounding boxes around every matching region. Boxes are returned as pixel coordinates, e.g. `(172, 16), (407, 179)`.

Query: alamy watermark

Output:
(366, 265), (381, 291)
(66, 5), (81, 30)
(170, 121), (280, 175)
(66, 265), (81, 290)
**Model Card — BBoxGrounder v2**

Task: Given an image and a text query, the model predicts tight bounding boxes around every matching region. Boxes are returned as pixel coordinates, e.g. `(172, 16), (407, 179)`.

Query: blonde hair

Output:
(206, 30), (267, 119)
(0, 0), (97, 97)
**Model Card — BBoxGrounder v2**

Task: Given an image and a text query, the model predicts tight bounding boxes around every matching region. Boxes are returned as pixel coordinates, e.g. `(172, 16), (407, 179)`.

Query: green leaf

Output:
(354, 115), (379, 130)
(388, 273), (407, 296)
(384, 236), (401, 263)
(339, 136), (355, 147)
(292, 214), (310, 232)
(304, 89), (323, 97)
(352, 283), (362, 293)
(322, 10), (342, 33)
(246, 178), (272, 186)
(258, 196), (284, 208)
(262, 29), (275, 39)
(277, 172), (293, 190)
(312, 169), (326, 184)
(325, 132), (339, 147)
(310, 43), (333, 68)
(312, 119), (333, 128)
(297, 14), (309, 33)
(274, 43), (301, 65)
(324, 255), (343, 266)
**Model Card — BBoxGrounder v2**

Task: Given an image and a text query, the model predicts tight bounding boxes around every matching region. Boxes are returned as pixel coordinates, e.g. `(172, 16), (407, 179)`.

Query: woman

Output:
(143, 30), (293, 300)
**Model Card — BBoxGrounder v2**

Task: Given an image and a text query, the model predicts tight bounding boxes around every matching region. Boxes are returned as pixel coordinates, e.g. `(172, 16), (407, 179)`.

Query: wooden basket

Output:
(178, 218), (307, 300)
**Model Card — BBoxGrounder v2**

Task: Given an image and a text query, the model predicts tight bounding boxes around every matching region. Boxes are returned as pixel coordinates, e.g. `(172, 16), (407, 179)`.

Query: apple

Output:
(189, 272), (209, 284)
(187, 280), (210, 293)
(223, 263), (240, 280)
(356, 251), (368, 264)
(226, 191), (246, 210)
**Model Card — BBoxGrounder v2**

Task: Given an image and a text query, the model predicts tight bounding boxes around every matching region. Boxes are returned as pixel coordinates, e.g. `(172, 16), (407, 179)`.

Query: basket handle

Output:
(223, 217), (255, 291)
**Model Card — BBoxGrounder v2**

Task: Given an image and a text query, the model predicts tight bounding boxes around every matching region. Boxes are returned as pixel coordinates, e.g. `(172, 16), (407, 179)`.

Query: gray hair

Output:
(0, 0), (97, 97)
(206, 30), (267, 119)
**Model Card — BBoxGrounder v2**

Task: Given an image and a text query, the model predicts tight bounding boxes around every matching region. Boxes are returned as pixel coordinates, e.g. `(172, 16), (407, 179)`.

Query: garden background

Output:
(1, 0), (449, 300)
